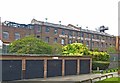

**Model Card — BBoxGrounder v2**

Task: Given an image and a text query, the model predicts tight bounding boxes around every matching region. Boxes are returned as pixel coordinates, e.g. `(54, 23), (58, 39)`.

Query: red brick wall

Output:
(2, 25), (34, 43)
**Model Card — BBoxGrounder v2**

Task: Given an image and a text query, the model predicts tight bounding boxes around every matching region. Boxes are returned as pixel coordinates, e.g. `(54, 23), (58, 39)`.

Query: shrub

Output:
(92, 61), (110, 70)
(62, 43), (89, 56)
(9, 36), (52, 54)
(90, 51), (110, 61)
(51, 43), (62, 55)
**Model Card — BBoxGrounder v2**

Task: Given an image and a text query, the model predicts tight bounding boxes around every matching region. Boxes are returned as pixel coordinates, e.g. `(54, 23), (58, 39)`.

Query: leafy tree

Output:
(89, 51), (110, 61)
(93, 48), (99, 52)
(62, 43), (110, 61)
(107, 46), (117, 53)
(51, 43), (62, 55)
(9, 36), (52, 54)
(62, 43), (89, 56)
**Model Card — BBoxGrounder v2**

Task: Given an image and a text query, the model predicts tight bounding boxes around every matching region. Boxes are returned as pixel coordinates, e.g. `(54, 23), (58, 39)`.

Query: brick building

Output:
(116, 36), (120, 52)
(1, 19), (116, 53)
(31, 19), (116, 52)
(1, 21), (34, 53)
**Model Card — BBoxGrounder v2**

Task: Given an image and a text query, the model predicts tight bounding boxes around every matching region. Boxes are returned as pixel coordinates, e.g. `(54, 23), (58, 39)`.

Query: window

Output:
(45, 26), (50, 32)
(76, 32), (79, 36)
(68, 31), (73, 36)
(54, 28), (58, 34)
(45, 37), (49, 43)
(91, 34), (94, 38)
(68, 40), (72, 44)
(99, 36), (101, 40)
(103, 36), (105, 40)
(97, 42), (99, 47)
(86, 33), (89, 38)
(37, 35), (40, 38)
(101, 43), (104, 47)
(92, 42), (94, 46)
(2, 44), (9, 53)
(28, 25), (33, 29)
(81, 32), (84, 37)
(81, 40), (83, 44)
(61, 30), (65, 35)
(106, 43), (108, 47)
(3, 32), (9, 39)
(110, 44), (111, 46)
(61, 39), (65, 45)
(113, 57), (116, 61)
(86, 41), (89, 46)
(106, 36), (108, 40)
(37, 25), (41, 32)
(54, 38), (57, 43)
(101, 36), (103, 40)
(97, 35), (99, 39)
(15, 32), (20, 40)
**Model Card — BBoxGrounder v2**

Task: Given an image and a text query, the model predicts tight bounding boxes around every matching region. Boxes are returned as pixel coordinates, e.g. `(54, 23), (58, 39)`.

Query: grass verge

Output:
(95, 77), (120, 83)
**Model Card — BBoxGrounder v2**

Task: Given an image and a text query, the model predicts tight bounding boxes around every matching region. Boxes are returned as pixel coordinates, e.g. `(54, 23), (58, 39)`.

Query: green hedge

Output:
(92, 68), (118, 74)
(92, 61), (110, 70)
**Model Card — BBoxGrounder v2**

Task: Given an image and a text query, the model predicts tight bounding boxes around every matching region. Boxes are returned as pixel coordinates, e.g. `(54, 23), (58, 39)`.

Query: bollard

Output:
(97, 67), (99, 71)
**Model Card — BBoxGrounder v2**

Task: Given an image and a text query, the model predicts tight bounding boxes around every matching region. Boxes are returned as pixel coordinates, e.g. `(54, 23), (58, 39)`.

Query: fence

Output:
(0, 55), (92, 81)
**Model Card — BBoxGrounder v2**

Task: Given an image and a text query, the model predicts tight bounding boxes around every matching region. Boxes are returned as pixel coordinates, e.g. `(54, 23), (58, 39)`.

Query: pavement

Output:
(2, 72), (119, 83)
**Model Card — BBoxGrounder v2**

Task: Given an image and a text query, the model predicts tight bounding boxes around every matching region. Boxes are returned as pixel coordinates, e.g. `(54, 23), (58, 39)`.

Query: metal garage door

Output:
(47, 60), (62, 77)
(65, 60), (77, 75)
(2, 60), (22, 81)
(80, 60), (90, 74)
(25, 60), (44, 79)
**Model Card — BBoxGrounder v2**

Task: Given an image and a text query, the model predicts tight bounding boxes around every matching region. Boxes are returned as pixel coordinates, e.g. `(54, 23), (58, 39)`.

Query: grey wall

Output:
(108, 53), (119, 69)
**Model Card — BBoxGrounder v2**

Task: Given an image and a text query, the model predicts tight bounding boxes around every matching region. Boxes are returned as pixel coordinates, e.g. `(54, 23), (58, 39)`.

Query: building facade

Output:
(116, 36), (120, 52)
(1, 19), (116, 52)
(1, 21), (34, 53)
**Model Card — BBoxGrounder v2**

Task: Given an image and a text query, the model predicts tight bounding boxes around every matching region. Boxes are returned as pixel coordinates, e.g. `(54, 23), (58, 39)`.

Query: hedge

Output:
(92, 61), (110, 70)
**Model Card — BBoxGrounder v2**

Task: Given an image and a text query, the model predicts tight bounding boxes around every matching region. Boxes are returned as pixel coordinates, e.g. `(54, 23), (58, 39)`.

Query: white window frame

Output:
(15, 32), (20, 40)
(3, 32), (9, 39)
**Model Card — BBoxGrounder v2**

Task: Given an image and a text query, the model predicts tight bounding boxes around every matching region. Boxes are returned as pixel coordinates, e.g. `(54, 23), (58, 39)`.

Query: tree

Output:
(9, 36), (52, 54)
(62, 43), (89, 56)
(107, 46), (117, 53)
(51, 43), (62, 55)
(93, 48), (99, 52)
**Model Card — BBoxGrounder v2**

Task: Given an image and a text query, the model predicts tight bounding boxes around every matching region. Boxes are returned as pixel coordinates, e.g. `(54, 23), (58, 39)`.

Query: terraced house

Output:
(1, 19), (116, 53)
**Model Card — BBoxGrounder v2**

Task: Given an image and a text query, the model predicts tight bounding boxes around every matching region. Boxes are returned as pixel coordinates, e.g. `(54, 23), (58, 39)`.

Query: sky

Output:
(0, 0), (119, 36)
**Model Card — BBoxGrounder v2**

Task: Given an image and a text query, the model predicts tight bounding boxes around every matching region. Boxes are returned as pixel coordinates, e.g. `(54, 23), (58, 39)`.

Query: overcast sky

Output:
(0, 0), (119, 36)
